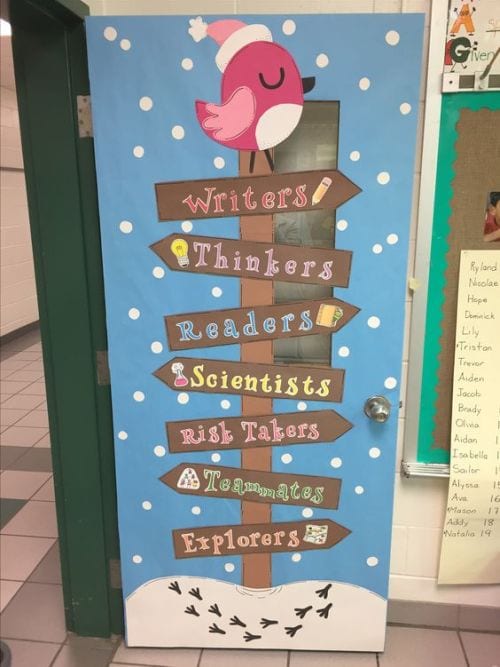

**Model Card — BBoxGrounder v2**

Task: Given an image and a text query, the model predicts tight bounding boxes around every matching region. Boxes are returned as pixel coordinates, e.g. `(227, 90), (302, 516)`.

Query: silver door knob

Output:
(364, 396), (391, 423)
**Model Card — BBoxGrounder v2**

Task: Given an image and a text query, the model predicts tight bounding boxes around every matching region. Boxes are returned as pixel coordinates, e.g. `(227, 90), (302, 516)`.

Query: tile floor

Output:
(1, 330), (499, 666)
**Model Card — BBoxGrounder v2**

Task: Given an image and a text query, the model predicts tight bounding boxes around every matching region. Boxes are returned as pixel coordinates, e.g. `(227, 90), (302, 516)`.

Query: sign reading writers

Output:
(155, 169), (361, 221)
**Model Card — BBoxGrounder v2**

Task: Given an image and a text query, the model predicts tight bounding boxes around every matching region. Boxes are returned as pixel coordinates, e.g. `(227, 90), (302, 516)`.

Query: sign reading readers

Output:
(155, 169), (361, 221)
(166, 410), (353, 453)
(161, 463), (342, 509)
(165, 298), (360, 350)
(173, 519), (351, 558)
(155, 357), (345, 402)
(151, 234), (352, 287)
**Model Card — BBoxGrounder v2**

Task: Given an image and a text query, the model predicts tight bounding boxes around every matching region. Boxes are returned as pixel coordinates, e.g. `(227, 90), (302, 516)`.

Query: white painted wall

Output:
(83, 0), (500, 608)
(0, 36), (38, 336)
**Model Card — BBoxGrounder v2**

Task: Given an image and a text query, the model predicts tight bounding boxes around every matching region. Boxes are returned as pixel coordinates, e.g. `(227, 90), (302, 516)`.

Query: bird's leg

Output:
(264, 149), (274, 172)
(249, 151), (256, 174)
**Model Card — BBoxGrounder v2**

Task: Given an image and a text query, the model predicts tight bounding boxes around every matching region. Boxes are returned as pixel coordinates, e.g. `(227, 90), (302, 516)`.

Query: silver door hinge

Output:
(96, 350), (110, 386)
(77, 95), (93, 138)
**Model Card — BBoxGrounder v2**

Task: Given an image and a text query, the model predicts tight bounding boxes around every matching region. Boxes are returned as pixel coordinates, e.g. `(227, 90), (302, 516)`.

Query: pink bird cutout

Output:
(200, 86), (256, 142)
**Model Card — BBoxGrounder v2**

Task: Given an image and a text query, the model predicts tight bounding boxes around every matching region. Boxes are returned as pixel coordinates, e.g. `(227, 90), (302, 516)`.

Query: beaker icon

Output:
(171, 362), (189, 388)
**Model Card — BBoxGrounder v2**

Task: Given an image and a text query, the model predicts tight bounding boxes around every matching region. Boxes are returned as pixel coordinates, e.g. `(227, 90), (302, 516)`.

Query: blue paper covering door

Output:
(86, 14), (423, 651)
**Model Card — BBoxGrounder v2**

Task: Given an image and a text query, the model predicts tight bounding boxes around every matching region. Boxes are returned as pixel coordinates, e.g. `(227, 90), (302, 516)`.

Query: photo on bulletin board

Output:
(483, 191), (500, 242)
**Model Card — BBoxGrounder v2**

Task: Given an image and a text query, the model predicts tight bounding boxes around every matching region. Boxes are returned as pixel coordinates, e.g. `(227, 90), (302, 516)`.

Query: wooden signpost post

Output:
(154, 160), (361, 589)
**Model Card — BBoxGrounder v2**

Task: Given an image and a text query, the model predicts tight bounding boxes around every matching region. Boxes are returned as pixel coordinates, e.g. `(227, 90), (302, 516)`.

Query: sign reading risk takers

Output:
(173, 519), (351, 558)
(161, 463), (342, 510)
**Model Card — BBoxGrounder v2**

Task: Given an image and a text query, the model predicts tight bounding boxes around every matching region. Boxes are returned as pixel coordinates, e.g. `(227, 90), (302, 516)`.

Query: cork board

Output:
(417, 94), (500, 461)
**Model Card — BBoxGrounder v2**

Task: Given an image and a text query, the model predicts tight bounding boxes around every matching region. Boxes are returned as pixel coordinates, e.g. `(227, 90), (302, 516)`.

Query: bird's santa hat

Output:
(188, 16), (273, 72)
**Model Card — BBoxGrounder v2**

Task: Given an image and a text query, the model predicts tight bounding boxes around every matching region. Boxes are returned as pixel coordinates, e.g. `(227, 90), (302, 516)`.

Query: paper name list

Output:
(438, 250), (500, 584)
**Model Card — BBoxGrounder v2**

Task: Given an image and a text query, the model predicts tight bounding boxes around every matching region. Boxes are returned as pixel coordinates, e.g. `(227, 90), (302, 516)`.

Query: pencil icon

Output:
(312, 177), (332, 205)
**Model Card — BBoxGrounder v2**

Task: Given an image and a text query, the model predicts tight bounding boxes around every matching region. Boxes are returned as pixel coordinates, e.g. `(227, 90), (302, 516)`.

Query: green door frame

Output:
(9, 0), (122, 637)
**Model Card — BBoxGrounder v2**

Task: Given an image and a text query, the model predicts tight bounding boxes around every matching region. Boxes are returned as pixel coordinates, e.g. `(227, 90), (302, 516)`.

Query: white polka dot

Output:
(385, 30), (400, 46)
(367, 556), (379, 567)
(104, 27), (118, 41)
(372, 243), (383, 254)
(119, 220), (133, 234)
(291, 553), (302, 562)
(302, 508), (313, 518)
(367, 316), (381, 329)
(172, 125), (185, 140)
(212, 287), (222, 298)
(350, 150), (360, 162)
(359, 77), (371, 91)
(118, 431), (128, 441)
(154, 445), (166, 457)
(120, 39), (131, 51)
(377, 171), (390, 185)
(355, 485), (365, 495)
(150, 341), (163, 354)
(297, 401), (307, 411)
(128, 308), (140, 320)
(316, 53), (329, 68)
(191, 506), (201, 515)
(142, 501), (152, 510)
(153, 266), (165, 279)
(387, 233), (399, 245)
(369, 447), (381, 459)
(211, 453), (221, 463)
(330, 457), (342, 469)
(338, 346), (350, 357)
(282, 19), (296, 35)
(181, 58), (194, 70)
(214, 156), (225, 169)
(220, 399), (231, 410)
(132, 554), (142, 563)
(139, 96), (153, 111)
(337, 219), (348, 231)
(400, 102), (412, 115)
(224, 563), (235, 573)
(281, 453), (293, 464)
(133, 145), (144, 158)
(384, 376), (398, 389)
(178, 393), (189, 405)
(181, 220), (193, 233)
(133, 391), (145, 402)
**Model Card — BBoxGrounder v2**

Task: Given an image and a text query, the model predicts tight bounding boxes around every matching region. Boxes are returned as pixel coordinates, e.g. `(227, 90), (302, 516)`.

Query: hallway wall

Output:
(0, 35), (38, 337)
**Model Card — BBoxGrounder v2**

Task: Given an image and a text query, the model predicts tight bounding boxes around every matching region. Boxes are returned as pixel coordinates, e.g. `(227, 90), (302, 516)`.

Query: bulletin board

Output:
(417, 91), (500, 464)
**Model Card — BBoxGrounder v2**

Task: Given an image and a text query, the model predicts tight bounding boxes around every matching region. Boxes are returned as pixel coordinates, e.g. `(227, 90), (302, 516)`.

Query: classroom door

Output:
(86, 13), (423, 651)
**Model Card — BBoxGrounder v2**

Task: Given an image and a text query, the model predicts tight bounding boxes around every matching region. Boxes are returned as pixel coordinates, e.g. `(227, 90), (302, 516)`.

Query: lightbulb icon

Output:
(170, 238), (189, 267)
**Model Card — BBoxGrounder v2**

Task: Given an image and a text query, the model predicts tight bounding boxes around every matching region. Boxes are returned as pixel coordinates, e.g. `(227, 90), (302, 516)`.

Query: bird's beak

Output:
(302, 76), (316, 94)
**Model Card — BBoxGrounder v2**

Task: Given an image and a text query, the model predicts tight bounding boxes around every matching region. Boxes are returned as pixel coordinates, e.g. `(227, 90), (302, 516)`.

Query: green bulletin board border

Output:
(417, 91), (500, 464)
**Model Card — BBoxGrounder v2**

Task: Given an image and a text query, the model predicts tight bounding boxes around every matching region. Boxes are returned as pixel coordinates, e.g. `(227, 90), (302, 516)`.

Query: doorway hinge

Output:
(109, 559), (122, 589)
(96, 350), (110, 386)
(76, 95), (93, 138)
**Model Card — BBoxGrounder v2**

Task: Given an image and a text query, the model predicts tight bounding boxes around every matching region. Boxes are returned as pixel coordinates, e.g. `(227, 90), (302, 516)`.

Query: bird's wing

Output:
(199, 86), (256, 141)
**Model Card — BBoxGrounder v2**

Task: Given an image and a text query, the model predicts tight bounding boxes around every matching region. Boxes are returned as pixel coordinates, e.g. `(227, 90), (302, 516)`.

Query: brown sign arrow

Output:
(155, 169), (361, 221)
(166, 410), (353, 454)
(165, 297), (360, 351)
(160, 463), (341, 510)
(173, 519), (351, 559)
(150, 234), (352, 287)
(154, 357), (345, 403)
